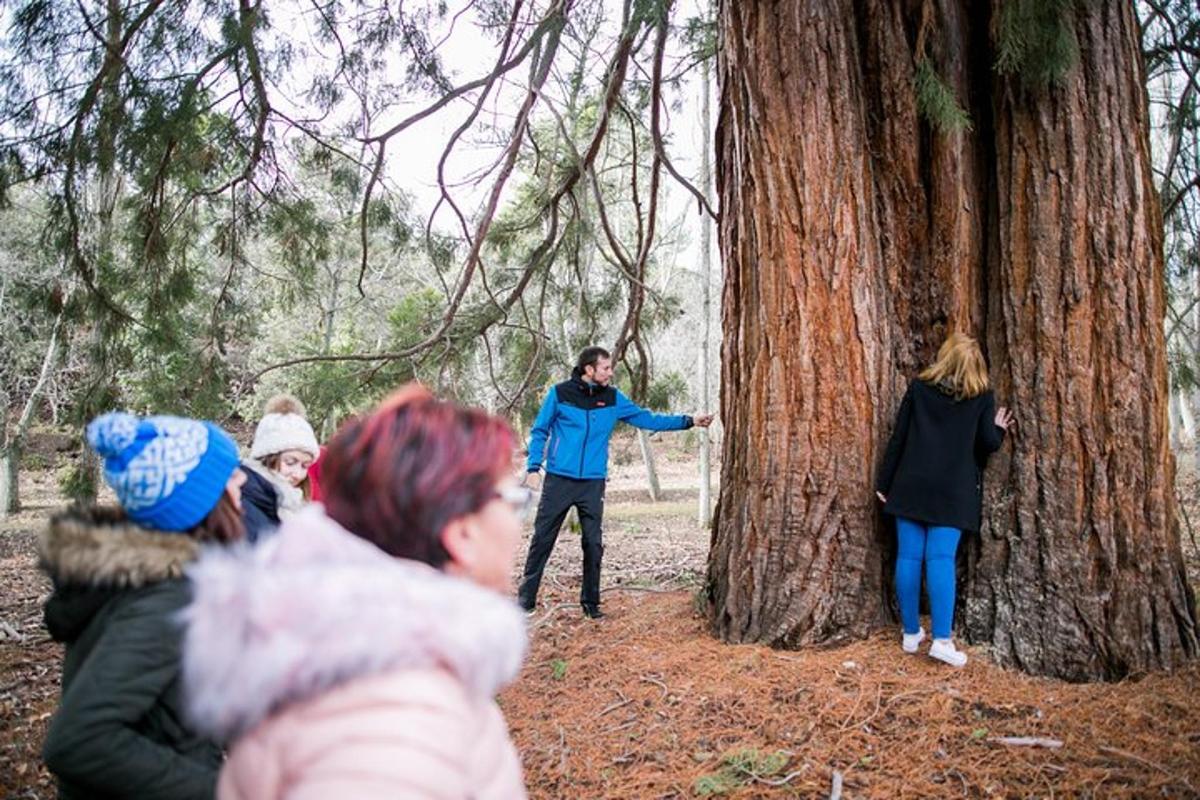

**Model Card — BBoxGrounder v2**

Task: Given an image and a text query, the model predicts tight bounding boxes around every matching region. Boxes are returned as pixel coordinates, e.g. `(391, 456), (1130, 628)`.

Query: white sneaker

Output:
(929, 638), (968, 667)
(901, 627), (926, 654)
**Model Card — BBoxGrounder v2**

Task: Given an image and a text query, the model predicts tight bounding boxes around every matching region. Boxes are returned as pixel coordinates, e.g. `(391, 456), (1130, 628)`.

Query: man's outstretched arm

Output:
(614, 391), (713, 431)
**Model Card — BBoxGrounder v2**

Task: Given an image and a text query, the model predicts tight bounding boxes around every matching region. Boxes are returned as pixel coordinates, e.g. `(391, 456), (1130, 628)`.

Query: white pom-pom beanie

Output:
(250, 395), (320, 460)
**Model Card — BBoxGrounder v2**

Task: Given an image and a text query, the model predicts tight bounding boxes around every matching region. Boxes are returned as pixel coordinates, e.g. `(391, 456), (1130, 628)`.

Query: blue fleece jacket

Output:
(526, 373), (692, 480)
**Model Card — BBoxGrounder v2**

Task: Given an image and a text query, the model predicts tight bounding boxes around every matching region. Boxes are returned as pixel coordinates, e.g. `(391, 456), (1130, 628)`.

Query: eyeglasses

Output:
(494, 485), (535, 521)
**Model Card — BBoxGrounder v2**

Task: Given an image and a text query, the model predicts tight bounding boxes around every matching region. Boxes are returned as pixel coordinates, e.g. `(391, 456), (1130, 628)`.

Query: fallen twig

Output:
(1098, 745), (1193, 791)
(641, 673), (669, 702)
(751, 766), (810, 786)
(595, 691), (633, 718)
(0, 619), (25, 643)
(601, 584), (684, 594)
(989, 736), (1064, 749)
(829, 769), (844, 800)
(530, 602), (577, 630)
(602, 719), (639, 734)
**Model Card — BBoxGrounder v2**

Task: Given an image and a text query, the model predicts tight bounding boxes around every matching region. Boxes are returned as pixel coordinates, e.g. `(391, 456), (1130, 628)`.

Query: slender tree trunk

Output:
(1170, 384), (1185, 452)
(1193, 237), (1200, 471)
(637, 430), (662, 502)
(1178, 388), (1196, 445)
(0, 399), (14, 516)
(1, 300), (70, 516)
(698, 48), (715, 528)
(1192, 390), (1200, 471)
(69, 0), (125, 505)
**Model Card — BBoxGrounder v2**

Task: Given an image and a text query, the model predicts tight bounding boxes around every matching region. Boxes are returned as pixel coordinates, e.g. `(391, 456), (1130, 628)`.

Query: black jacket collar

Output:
(570, 367), (601, 396)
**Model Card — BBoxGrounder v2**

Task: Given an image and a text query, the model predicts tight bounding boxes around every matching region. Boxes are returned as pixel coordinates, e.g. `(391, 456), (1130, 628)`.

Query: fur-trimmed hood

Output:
(181, 505), (528, 742)
(40, 506), (201, 644)
(40, 506), (200, 588)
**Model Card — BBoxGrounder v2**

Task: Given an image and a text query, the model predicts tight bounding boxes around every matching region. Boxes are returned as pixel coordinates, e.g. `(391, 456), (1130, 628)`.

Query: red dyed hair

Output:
(320, 384), (515, 567)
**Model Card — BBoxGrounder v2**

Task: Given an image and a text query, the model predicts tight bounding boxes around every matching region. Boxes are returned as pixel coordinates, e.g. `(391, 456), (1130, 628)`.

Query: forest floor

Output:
(2, 430), (1200, 798)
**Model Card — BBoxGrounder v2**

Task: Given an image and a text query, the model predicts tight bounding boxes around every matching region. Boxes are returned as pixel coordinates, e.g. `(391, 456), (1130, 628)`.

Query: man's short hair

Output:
(576, 346), (611, 372)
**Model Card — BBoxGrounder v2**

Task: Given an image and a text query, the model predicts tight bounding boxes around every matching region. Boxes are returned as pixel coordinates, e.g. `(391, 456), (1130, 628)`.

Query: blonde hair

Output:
(918, 333), (989, 399)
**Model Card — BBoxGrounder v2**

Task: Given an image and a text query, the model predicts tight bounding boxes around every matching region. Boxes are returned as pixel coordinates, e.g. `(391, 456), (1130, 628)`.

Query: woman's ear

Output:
(224, 470), (246, 511)
(440, 516), (477, 577)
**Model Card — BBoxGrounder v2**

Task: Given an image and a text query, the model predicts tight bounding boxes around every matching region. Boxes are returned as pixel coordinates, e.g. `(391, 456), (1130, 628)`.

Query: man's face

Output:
(585, 357), (614, 386)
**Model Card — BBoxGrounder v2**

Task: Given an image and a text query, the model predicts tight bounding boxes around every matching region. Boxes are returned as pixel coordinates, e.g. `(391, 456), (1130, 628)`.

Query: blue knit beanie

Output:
(86, 412), (241, 532)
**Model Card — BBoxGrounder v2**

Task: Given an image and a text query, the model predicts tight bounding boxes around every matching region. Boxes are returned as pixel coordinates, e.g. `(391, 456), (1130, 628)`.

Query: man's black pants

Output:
(517, 474), (606, 609)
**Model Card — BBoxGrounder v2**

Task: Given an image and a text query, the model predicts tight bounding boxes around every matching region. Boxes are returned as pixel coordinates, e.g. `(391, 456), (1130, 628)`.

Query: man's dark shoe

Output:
(519, 601), (536, 616)
(581, 604), (605, 619)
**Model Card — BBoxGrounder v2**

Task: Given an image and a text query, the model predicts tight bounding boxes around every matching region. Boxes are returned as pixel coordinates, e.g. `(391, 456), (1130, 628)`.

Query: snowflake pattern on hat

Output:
(101, 417), (211, 512)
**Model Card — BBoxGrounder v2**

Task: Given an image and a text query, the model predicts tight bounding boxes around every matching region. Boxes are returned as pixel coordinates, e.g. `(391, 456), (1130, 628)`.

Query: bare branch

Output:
(362, 1), (567, 145)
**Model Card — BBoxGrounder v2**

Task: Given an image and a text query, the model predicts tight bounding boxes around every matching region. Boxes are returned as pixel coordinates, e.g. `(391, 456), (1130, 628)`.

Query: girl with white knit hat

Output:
(241, 395), (320, 538)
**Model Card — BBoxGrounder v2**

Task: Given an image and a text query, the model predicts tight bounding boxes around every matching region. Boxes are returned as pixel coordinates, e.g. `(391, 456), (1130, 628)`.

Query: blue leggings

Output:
(895, 517), (962, 639)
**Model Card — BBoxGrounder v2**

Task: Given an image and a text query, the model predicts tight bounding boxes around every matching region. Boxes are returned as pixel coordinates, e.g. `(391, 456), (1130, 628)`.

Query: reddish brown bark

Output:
(708, 0), (892, 645)
(962, 1), (1198, 680)
(708, 0), (1199, 680)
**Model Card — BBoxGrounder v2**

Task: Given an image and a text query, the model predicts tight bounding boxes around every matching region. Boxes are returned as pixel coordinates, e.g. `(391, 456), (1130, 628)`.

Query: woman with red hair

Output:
(181, 385), (532, 799)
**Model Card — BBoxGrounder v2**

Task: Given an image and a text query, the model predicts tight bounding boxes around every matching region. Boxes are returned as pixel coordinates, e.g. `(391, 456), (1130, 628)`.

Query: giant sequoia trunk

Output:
(708, 0), (1199, 680)
(962, 1), (1198, 680)
(709, 1), (894, 645)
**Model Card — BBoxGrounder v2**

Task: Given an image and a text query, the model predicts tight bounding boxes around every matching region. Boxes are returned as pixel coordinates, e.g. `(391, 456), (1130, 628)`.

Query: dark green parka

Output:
(39, 507), (221, 800)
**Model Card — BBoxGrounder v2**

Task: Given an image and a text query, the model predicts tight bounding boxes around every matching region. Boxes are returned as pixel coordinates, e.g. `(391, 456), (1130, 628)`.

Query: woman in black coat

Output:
(876, 334), (1014, 668)
(40, 412), (246, 799)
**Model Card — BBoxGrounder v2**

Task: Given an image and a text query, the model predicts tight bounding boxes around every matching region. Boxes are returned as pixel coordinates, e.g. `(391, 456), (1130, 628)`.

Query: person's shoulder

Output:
(107, 577), (191, 633)
(908, 377), (933, 396)
(551, 380), (576, 405)
(241, 464), (279, 499)
(971, 387), (996, 404)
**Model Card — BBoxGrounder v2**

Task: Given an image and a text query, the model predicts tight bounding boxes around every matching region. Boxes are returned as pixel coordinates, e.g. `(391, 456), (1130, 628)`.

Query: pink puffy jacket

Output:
(180, 506), (529, 800)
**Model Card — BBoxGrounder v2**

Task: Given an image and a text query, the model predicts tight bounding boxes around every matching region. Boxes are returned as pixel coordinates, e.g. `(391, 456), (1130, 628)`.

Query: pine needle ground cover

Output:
(505, 591), (1200, 799)
(2, 440), (1200, 798)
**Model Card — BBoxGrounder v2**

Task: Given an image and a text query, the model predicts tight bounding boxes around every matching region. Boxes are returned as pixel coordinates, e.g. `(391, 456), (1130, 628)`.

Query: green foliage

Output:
(388, 288), (444, 348)
(724, 748), (789, 777)
(995, 0), (1080, 88)
(550, 659), (568, 680)
(692, 772), (743, 797)
(59, 460), (97, 504)
(643, 371), (689, 412)
(914, 60), (972, 134)
(692, 748), (791, 796)
(127, 350), (232, 420)
(682, 12), (717, 63)
(0, 0), (711, 445)
(1168, 342), (1197, 391)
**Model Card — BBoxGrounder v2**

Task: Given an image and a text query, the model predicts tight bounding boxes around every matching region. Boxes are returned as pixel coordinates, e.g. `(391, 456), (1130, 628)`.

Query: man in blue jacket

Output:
(519, 346), (713, 618)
